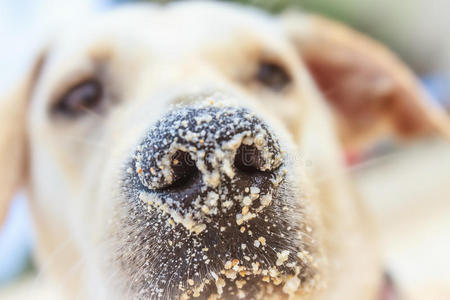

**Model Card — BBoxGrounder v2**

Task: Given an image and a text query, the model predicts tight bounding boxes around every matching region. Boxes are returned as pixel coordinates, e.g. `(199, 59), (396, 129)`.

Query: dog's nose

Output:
(133, 103), (285, 233)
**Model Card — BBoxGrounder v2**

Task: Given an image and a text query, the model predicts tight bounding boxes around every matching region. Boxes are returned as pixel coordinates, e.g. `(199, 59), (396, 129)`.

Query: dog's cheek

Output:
(88, 132), (148, 297)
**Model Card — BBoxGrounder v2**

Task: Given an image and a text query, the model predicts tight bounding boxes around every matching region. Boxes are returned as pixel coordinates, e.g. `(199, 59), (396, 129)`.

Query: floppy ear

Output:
(0, 54), (45, 225)
(282, 12), (450, 150)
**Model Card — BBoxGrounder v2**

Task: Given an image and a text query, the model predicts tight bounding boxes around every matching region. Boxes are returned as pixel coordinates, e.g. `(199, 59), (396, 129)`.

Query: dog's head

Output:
(0, 2), (448, 299)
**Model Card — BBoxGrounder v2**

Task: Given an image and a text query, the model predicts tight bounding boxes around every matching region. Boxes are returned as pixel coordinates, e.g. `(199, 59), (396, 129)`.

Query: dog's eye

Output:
(53, 79), (103, 117)
(256, 61), (291, 91)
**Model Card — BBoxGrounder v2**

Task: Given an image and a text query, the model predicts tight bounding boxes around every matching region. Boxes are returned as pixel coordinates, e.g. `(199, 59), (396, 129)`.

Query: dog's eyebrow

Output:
(88, 42), (116, 64)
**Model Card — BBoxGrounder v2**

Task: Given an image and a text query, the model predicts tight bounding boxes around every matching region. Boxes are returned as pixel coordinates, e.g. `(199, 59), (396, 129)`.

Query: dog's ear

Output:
(0, 52), (45, 225)
(282, 13), (450, 150)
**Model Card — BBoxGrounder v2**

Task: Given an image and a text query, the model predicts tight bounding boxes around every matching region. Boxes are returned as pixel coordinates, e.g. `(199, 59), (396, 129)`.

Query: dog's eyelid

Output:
(255, 59), (292, 91)
(50, 77), (104, 119)
(49, 69), (95, 102)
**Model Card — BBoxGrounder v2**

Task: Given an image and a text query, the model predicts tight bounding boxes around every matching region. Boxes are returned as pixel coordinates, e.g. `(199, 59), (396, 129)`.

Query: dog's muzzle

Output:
(119, 101), (315, 299)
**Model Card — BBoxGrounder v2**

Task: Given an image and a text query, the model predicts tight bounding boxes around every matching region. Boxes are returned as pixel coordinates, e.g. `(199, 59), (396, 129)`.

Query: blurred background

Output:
(0, 0), (449, 299)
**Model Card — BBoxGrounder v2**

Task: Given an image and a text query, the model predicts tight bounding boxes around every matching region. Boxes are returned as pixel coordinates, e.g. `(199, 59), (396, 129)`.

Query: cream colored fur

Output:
(0, 2), (447, 299)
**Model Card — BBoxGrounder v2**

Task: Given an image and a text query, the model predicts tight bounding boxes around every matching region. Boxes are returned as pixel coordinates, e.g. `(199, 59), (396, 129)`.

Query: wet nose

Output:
(133, 103), (285, 233)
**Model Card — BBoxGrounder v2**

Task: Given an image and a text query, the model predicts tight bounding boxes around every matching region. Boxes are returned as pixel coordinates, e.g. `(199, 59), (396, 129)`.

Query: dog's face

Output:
(29, 4), (318, 299)
(1, 2), (448, 300)
(29, 4), (322, 299)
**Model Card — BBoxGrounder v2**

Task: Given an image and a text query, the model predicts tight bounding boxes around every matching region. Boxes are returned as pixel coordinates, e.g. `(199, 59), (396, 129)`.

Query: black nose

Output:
(133, 103), (284, 233)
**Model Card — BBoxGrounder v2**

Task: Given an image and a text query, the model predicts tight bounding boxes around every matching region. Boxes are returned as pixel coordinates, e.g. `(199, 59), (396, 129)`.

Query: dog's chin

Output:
(110, 176), (319, 300)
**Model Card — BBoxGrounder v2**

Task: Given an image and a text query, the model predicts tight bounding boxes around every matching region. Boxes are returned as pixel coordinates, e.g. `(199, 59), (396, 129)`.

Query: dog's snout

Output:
(132, 102), (285, 232)
(124, 102), (312, 299)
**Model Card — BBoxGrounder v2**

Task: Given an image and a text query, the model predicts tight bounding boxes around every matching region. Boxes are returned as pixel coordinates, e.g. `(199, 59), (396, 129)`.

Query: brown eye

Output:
(53, 79), (103, 117)
(256, 61), (291, 91)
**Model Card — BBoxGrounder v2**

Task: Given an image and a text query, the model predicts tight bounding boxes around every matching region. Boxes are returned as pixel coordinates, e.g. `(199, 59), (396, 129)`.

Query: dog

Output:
(0, 1), (448, 299)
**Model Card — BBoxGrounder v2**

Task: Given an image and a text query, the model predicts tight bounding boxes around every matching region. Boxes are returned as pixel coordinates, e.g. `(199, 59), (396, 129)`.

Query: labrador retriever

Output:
(0, 1), (448, 299)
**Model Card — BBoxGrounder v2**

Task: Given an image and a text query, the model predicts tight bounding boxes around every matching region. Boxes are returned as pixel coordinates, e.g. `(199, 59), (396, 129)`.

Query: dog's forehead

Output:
(51, 2), (283, 58)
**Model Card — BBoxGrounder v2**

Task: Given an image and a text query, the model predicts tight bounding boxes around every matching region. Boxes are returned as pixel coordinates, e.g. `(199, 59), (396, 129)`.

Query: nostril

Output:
(162, 150), (199, 191)
(234, 144), (264, 175)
